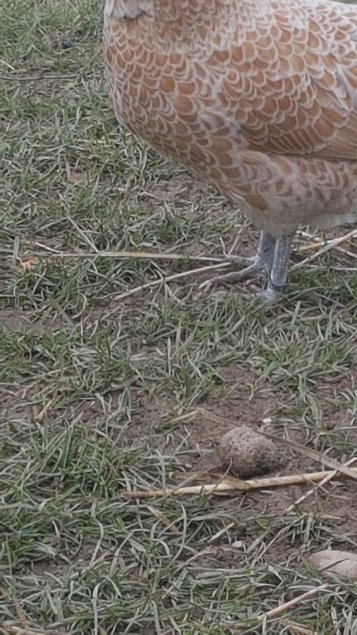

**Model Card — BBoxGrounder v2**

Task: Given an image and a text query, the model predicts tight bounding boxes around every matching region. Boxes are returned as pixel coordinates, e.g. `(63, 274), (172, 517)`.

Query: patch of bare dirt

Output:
(0, 307), (34, 331)
(0, 306), (68, 333)
(131, 364), (357, 562)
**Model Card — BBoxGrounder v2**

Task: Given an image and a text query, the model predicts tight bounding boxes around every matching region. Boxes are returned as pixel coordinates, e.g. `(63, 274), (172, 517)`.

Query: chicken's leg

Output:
(200, 231), (276, 288)
(260, 234), (294, 303)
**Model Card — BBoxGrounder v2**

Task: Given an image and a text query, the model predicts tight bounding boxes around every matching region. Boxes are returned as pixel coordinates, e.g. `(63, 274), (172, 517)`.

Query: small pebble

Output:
(62, 39), (73, 50)
(219, 425), (282, 478)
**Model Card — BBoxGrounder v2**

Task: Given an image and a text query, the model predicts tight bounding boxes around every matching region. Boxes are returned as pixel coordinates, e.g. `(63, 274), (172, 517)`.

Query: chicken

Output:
(103, 0), (357, 300)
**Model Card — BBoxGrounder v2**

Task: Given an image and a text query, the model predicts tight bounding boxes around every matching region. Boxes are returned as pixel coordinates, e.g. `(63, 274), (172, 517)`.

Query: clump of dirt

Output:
(219, 425), (284, 477)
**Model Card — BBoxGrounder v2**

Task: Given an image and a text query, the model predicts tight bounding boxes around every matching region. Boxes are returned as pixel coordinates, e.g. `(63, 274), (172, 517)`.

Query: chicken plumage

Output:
(103, 0), (357, 299)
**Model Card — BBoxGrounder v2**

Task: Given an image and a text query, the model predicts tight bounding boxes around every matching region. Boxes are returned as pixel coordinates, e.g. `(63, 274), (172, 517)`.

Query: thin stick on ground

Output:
(0, 246), (226, 263)
(0, 73), (79, 81)
(283, 621), (317, 635)
(285, 457), (357, 513)
(226, 224), (245, 255)
(35, 397), (57, 423)
(247, 457), (357, 555)
(292, 228), (357, 269)
(3, 623), (63, 635)
(121, 467), (357, 499)
(260, 586), (327, 621)
(146, 505), (181, 534)
(260, 432), (357, 481)
(296, 227), (356, 251)
(113, 262), (229, 302)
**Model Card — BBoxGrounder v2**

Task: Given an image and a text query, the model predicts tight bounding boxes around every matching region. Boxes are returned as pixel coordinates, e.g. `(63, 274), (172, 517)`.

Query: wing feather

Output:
(218, 0), (357, 161)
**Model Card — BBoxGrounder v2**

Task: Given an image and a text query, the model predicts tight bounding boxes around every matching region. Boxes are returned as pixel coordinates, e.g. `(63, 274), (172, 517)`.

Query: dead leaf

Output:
(20, 257), (37, 270)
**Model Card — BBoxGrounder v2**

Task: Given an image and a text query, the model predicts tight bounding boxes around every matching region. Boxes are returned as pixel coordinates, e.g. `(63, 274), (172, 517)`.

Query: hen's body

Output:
(104, 0), (357, 297)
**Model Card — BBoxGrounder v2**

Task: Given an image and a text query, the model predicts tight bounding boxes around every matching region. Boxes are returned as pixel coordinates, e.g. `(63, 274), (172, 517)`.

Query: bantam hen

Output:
(103, 0), (357, 300)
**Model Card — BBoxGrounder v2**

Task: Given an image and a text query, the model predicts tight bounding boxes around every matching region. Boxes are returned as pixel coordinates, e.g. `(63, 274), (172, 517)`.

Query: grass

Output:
(1, 1), (357, 633)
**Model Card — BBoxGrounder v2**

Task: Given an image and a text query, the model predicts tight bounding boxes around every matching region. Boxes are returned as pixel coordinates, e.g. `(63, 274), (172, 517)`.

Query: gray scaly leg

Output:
(200, 231), (276, 289)
(260, 234), (295, 303)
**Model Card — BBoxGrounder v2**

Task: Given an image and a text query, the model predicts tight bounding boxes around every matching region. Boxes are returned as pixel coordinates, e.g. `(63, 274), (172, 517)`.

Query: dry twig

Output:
(285, 457), (357, 513)
(292, 228), (357, 268)
(261, 585), (327, 621)
(3, 624), (63, 635)
(121, 467), (357, 499)
(113, 262), (229, 301)
(260, 432), (357, 481)
(283, 621), (317, 635)
(1, 248), (225, 263)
